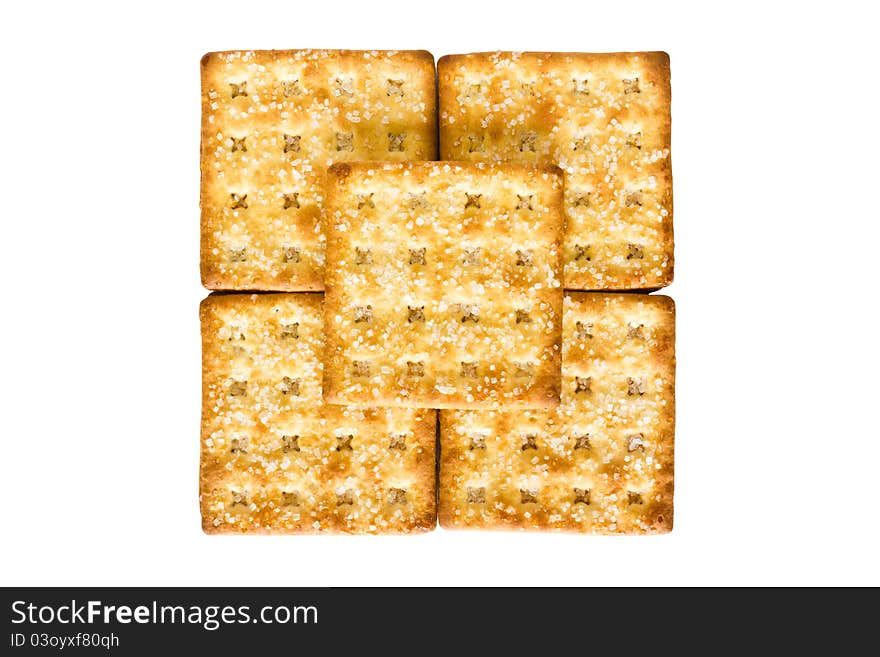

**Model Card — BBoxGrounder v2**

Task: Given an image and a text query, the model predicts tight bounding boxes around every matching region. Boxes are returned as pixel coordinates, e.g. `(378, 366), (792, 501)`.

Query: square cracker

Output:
(323, 161), (565, 410)
(201, 50), (437, 291)
(200, 292), (436, 534)
(438, 52), (672, 291)
(439, 293), (675, 534)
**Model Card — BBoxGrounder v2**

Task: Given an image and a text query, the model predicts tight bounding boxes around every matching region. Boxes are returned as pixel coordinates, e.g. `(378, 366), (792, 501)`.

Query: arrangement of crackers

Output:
(199, 50), (675, 535)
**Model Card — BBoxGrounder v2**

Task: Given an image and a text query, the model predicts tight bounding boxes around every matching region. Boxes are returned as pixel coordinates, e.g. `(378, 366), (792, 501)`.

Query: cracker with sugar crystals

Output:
(439, 293), (674, 534)
(201, 49), (437, 291)
(323, 161), (564, 410)
(439, 52), (672, 291)
(200, 293), (436, 534)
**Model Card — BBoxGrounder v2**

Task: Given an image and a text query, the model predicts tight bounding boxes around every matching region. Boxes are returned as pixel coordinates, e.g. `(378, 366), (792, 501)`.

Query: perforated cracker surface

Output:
(201, 50), (437, 291)
(440, 293), (674, 533)
(200, 293), (436, 533)
(323, 161), (564, 410)
(439, 52), (672, 290)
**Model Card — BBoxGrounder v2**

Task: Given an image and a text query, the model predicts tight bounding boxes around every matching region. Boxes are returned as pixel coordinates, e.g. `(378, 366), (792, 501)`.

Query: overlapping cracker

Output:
(201, 50), (437, 291)
(438, 52), (672, 290)
(323, 161), (564, 410)
(439, 293), (675, 533)
(200, 293), (436, 534)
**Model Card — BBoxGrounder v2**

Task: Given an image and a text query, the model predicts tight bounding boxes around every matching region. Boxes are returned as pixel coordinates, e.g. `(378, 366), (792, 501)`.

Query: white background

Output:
(2, 0), (878, 586)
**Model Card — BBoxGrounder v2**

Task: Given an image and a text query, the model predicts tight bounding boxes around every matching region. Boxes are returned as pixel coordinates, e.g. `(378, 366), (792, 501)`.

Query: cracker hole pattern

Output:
(407, 192), (428, 209)
(627, 243), (644, 260)
(280, 322), (299, 339)
(283, 193), (300, 209)
(356, 193), (374, 209)
(281, 491), (300, 507)
(336, 434), (354, 451)
(626, 132), (642, 150)
(573, 487), (591, 505)
(354, 247), (372, 265)
(283, 134), (301, 153)
(462, 247), (481, 266)
(627, 491), (644, 505)
(623, 77), (641, 94)
(627, 377), (646, 396)
(354, 305), (373, 323)
(520, 488), (538, 504)
(229, 82), (247, 98)
(229, 193), (248, 210)
(574, 434), (591, 450)
(572, 78), (590, 95)
(230, 136), (247, 152)
(281, 435), (300, 453)
(573, 194), (590, 208)
(409, 248), (426, 265)
(229, 247), (247, 263)
(572, 136), (589, 152)
(230, 437), (248, 454)
(280, 377), (300, 396)
(464, 83), (483, 99)
(574, 244), (593, 262)
(460, 304), (480, 323)
(388, 132), (407, 152)
(627, 433), (646, 452)
(624, 190), (643, 208)
(516, 249), (534, 266)
(333, 77), (354, 97)
(627, 323), (645, 340)
(336, 489), (355, 506)
(521, 434), (538, 451)
(281, 79), (301, 97)
(467, 487), (486, 504)
(283, 246), (302, 263)
(228, 379), (247, 397)
(407, 305), (425, 323)
(468, 433), (486, 450)
(230, 489), (249, 506)
(460, 361), (478, 378)
(519, 131), (538, 152)
(515, 309), (532, 324)
(227, 327), (248, 354)
(468, 135), (485, 153)
(351, 360), (371, 377)
(388, 488), (407, 504)
(514, 362), (535, 378)
(336, 132), (354, 152)
(575, 321), (593, 340)
(386, 79), (404, 97)
(516, 194), (534, 210)
(575, 376), (592, 393)
(388, 433), (407, 451)
(406, 361), (425, 377)
(465, 193), (481, 209)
